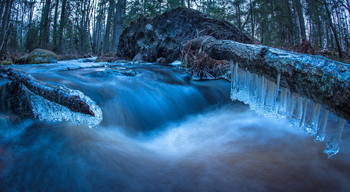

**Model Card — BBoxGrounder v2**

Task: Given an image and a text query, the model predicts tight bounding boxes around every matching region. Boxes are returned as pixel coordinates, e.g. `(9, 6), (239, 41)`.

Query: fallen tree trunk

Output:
(186, 36), (350, 121)
(0, 65), (95, 116)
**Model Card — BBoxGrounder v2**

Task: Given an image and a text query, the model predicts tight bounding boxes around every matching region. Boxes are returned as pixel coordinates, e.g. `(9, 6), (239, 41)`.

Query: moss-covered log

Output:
(186, 36), (350, 121)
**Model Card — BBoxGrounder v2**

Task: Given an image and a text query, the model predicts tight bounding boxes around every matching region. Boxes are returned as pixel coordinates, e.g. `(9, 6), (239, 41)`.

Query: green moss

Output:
(28, 49), (57, 59)
(1, 60), (13, 65)
(14, 48), (58, 64)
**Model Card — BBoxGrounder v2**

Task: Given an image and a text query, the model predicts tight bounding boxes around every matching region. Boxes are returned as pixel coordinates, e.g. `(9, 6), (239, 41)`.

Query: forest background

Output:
(0, 0), (349, 63)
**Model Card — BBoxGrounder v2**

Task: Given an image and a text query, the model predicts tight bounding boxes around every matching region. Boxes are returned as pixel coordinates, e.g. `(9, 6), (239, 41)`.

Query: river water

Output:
(0, 59), (350, 192)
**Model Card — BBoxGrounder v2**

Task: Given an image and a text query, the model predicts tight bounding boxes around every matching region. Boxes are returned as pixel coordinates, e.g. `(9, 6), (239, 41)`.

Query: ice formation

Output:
(229, 60), (347, 157)
(29, 88), (102, 128)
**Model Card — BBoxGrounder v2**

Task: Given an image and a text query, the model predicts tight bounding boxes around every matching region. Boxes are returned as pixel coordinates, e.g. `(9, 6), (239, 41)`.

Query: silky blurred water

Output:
(0, 61), (349, 192)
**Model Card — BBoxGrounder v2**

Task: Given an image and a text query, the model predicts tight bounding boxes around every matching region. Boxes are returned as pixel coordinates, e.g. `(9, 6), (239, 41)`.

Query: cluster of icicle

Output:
(229, 61), (347, 157)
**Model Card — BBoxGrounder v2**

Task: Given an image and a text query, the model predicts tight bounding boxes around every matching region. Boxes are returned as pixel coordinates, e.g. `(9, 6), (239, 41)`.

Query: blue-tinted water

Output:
(0, 60), (349, 191)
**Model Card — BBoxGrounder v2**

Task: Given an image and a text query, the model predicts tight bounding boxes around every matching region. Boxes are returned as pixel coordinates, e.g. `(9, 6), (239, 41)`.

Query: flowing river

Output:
(0, 59), (350, 192)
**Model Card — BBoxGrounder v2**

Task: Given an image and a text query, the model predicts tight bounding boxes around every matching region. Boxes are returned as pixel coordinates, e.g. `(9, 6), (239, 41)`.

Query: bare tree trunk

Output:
(53, 0), (60, 51)
(324, 1), (343, 58)
(93, 0), (107, 54)
(235, 3), (242, 30)
(58, 0), (67, 53)
(103, 0), (115, 54)
(295, 0), (306, 41)
(181, 0), (185, 7)
(316, 16), (324, 49)
(0, 23), (13, 59)
(0, 0), (13, 47)
(39, 0), (52, 49)
(0, 1), (5, 24)
(20, 2), (25, 50)
(249, 0), (255, 39)
(79, 1), (86, 54)
(27, 1), (35, 34)
(112, 0), (126, 53)
(79, 0), (93, 54)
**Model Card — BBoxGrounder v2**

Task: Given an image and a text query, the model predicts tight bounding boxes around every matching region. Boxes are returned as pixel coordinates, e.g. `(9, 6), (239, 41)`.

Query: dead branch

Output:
(185, 36), (350, 121)
(0, 65), (95, 116)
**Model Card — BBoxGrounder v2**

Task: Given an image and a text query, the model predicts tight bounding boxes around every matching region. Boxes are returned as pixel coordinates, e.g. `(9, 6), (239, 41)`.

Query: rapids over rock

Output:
(0, 59), (350, 192)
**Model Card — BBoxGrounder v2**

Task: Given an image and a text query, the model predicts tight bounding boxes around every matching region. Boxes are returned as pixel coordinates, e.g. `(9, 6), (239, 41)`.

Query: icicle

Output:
(230, 60), (234, 96)
(244, 71), (251, 102)
(259, 76), (267, 113)
(239, 69), (248, 102)
(230, 61), (239, 101)
(247, 72), (255, 104)
(291, 96), (303, 128)
(286, 94), (296, 120)
(275, 73), (281, 115)
(315, 109), (329, 142)
(276, 73), (281, 93)
(264, 80), (277, 116)
(324, 118), (346, 157)
(277, 88), (288, 118)
(229, 64), (348, 156)
(250, 74), (261, 111)
(304, 102), (321, 135)
(299, 98), (309, 127)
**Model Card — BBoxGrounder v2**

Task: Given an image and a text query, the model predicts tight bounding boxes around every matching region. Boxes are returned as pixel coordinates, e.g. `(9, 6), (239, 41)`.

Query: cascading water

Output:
(229, 60), (349, 157)
(0, 59), (350, 192)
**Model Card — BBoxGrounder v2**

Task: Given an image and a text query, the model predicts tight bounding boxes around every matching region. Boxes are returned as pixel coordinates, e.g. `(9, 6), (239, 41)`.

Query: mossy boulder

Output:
(14, 49), (58, 64)
(1, 60), (12, 65)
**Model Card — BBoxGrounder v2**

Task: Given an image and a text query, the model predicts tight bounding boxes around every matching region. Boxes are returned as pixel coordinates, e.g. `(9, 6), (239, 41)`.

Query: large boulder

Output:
(14, 48), (58, 64)
(117, 7), (253, 63)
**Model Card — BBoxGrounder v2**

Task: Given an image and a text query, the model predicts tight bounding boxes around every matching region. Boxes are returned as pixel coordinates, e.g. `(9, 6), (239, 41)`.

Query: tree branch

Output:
(186, 36), (350, 121)
(0, 65), (95, 116)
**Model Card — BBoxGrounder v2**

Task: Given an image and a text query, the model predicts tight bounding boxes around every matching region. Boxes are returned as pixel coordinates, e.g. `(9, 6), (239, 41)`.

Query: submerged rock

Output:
(117, 7), (253, 63)
(14, 49), (57, 64)
(95, 56), (121, 62)
(80, 58), (96, 62)
(91, 68), (137, 77)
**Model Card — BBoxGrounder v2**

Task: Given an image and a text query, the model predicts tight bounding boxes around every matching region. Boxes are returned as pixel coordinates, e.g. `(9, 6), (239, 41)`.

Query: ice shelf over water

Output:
(29, 88), (103, 128)
(229, 60), (348, 157)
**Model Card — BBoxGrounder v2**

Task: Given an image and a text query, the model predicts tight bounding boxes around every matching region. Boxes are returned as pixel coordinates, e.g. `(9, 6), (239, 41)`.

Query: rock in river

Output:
(14, 49), (58, 64)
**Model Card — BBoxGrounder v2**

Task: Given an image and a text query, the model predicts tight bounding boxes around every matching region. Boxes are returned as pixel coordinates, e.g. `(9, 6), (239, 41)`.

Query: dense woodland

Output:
(0, 0), (349, 62)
